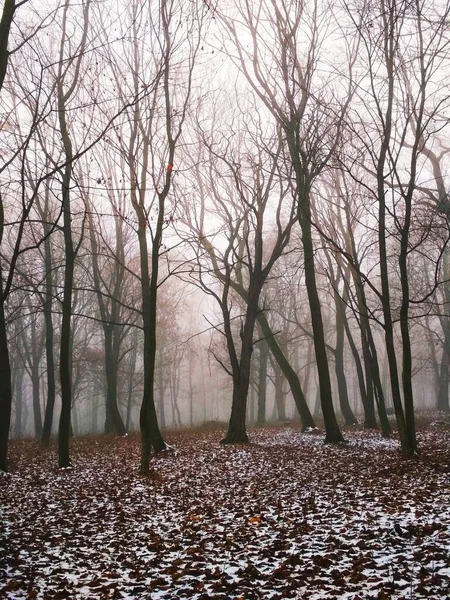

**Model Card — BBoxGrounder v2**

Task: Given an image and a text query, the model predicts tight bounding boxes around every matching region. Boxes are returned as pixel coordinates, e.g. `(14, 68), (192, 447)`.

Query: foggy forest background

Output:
(1, 0), (450, 471)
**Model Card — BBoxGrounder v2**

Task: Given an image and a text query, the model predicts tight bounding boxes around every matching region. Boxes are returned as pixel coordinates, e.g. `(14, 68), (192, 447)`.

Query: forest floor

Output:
(1, 418), (450, 600)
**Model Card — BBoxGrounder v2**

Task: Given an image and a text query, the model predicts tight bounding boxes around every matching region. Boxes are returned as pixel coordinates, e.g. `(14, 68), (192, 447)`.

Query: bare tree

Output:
(104, 0), (207, 471)
(343, 0), (450, 454)
(218, 0), (355, 442)
(182, 101), (312, 442)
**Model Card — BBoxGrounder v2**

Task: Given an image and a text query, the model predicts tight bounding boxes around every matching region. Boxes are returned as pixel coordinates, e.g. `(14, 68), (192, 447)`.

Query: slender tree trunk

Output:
(342, 314), (368, 417)
(273, 363), (286, 421)
(351, 277), (378, 428)
(222, 284), (261, 444)
(41, 236), (56, 445)
(366, 330), (391, 438)
(85, 202), (126, 436)
(138, 213), (166, 471)
(257, 338), (268, 425)
(0, 0), (16, 90)
(58, 184), (74, 468)
(300, 216), (343, 442)
(13, 361), (24, 439)
(437, 352), (450, 411)
(104, 328), (126, 435)
(0, 297), (12, 472)
(125, 334), (138, 431)
(286, 129), (344, 443)
(31, 363), (42, 439)
(189, 358), (195, 427)
(57, 0), (91, 468)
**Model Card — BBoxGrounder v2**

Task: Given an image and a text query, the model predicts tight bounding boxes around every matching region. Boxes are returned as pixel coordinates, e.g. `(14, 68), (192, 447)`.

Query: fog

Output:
(1, 0), (450, 467)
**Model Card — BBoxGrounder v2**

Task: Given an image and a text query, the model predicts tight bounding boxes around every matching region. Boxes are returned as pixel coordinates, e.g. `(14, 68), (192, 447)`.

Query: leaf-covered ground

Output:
(1, 421), (450, 599)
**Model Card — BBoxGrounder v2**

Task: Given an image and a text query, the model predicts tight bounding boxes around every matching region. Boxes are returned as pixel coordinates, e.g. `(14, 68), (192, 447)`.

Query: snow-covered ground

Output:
(1, 424), (449, 599)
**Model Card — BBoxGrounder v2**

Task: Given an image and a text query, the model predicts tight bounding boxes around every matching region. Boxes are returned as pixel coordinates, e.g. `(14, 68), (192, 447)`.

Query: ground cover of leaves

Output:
(1, 422), (450, 600)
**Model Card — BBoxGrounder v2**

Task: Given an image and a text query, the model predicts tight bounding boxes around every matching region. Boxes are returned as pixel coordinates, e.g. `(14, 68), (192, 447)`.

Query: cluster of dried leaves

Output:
(1, 421), (449, 599)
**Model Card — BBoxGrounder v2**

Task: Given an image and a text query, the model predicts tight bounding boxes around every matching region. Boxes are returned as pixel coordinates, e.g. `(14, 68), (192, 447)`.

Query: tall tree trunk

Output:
(286, 129), (344, 443)
(375, 1), (416, 456)
(138, 212), (166, 471)
(57, 0), (91, 468)
(366, 331), (391, 438)
(58, 172), (74, 467)
(13, 361), (24, 439)
(257, 337), (268, 425)
(222, 283), (261, 444)
(299, 212), (343, 442)
(85, 201), (126, 436)
(273, 363), (286, 422)
(41, 234), (56, 445)
(31, 363), (42, 439)
(104, 328), (126, 435)
(0, 0), (16, 90)
(125, 333), (138, 431)
(0, 296), (12, 472)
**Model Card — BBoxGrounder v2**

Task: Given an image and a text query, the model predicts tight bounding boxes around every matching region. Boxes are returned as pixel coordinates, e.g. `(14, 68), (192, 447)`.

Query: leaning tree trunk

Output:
(352, 276), (378, 428)
(257, 311), (315, 429)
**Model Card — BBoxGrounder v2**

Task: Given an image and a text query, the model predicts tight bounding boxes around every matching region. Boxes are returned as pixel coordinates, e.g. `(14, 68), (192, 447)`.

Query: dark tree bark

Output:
(19, 316), (44, 439)
(85, 204), (126, 436)
(373, 1), (416, 456)
(136, 191), (167, 470)
(322, 248), (357, 426)
(58, 160), (75, 468)
(0, 294), (12, 472)
(437, 349), (450, 411)
(57, 0), (91, 468)
(0, 0), (24, 472)
(220, 0), (347, 445)
(41, 229), (56, 445)
(286, 131), (344, 444)
(156, 345), (167, 430)
(0, 0), (17, 89)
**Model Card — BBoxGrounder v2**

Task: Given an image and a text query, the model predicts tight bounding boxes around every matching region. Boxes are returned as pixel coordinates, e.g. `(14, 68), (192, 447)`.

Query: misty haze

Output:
(0, 0), (449, 598)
